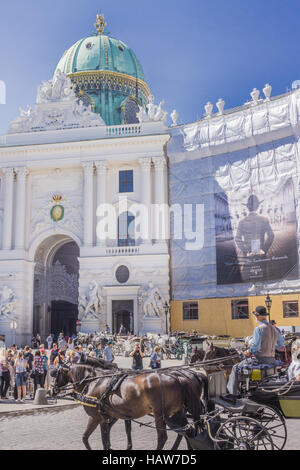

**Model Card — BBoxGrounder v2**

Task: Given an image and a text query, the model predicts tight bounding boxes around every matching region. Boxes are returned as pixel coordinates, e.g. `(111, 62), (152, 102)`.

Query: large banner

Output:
(215, 177), (298, 284)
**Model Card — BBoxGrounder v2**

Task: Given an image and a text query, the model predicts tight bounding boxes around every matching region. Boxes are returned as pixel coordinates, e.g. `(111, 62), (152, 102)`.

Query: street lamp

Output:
(265, 294), (272, 321)
(164, 301), (169, 335)
(10, 318), (18, 346)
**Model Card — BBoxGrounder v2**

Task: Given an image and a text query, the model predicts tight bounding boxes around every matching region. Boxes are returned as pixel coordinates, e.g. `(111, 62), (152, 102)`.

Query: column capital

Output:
(152, 156), (166, 169)
(2, 167), (14, 177)
(15, 167), (29, 178)
(95, 160), (107, 173)
(81, 161), (94, 175)
(139, 157), (152, 170)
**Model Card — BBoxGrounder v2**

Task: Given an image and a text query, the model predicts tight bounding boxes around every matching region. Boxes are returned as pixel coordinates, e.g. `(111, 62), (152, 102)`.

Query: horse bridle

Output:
(50, 361), (74, 397)
(51, 361), (105, 397)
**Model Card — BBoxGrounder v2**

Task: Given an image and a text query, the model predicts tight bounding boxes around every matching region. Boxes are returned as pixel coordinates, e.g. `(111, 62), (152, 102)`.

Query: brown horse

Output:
(189, 347), (206, 364)
(200, 343), (241, 379)
(52, 362), (207, 450)
(50, 355), (132, 450)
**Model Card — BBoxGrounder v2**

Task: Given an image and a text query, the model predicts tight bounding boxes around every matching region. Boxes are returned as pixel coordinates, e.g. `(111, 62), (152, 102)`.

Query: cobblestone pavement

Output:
(0, 406), (299, 450)
(0, 356), (299, 450)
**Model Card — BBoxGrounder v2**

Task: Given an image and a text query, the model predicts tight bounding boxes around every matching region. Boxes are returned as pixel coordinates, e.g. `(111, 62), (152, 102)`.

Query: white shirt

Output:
(287, 361), (300, 381)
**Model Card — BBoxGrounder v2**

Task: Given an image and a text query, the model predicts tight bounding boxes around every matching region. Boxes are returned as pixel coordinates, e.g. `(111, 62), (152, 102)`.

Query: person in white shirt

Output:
(287, 339), (300, 381)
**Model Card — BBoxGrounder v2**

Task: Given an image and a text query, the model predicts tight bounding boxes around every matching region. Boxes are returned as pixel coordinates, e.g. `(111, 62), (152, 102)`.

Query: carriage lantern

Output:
(265, 294), (272, 320)
(164, 301), (169, 335)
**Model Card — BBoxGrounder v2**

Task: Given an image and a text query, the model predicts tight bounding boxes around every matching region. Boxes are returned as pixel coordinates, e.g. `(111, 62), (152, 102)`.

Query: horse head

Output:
(203, 343), (216, 361)
(50, 362), (72, 396)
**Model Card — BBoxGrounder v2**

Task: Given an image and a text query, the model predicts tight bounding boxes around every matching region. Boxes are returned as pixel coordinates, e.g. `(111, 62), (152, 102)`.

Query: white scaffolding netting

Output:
(168, 90), (300, 300)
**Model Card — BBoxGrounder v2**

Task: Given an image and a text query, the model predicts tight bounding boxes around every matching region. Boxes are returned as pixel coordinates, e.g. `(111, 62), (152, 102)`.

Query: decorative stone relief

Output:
(138, 282), (166, 318)
(30, 193), (83, 241)
(78, 281), (104, 320)
(8, 70), (105, 133)
(0, 286), (17, 319)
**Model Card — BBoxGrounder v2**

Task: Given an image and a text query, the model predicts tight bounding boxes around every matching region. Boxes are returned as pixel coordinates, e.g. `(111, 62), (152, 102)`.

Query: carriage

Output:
(51, 341), (300, 451)
(178, 360), (300, 450)
(179, 335), (208, 362)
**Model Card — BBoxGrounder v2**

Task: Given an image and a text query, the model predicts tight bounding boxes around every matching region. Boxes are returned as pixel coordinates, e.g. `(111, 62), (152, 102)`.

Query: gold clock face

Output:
(50, 204), (64, 222)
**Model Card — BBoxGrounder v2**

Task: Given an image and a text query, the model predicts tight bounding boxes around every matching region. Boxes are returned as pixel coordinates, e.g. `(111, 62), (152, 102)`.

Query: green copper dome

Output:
(54, 15), (150, 126)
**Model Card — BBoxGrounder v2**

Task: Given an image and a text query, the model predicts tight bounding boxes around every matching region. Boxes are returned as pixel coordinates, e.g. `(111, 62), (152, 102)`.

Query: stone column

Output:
(2, 168), (15, 250)
(81, 162), (94, 247)
(15, 167), (28, 249)
(139, 157), (152, 243)
(152, 157), (167, 242)
(95, 161), (107, 246)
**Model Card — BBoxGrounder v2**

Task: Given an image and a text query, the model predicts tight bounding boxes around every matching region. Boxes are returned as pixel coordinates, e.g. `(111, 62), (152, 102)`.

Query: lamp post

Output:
(164, 301), (169, 335)
(265, 294), (272, 321)
(10, 318), (18, 346)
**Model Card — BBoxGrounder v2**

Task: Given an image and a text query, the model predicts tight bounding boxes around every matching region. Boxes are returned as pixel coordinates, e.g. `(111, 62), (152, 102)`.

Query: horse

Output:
(189, 347), (206, 364)
(79, 353), (195, 450)
(50, 356), (133, 451)
(51, 361), (207, 450)
(201, 343), (242, 379)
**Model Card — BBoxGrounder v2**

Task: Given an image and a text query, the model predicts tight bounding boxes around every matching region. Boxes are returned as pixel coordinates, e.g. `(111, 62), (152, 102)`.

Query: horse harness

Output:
(72, 369), (129, 411)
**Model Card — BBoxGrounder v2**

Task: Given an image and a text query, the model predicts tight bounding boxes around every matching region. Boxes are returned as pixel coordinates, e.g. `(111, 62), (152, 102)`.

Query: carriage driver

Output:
(226, 306), (285, 400)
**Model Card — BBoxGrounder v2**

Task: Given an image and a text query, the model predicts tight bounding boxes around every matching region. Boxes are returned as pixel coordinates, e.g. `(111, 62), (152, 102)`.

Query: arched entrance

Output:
(33, 235), (79, 340)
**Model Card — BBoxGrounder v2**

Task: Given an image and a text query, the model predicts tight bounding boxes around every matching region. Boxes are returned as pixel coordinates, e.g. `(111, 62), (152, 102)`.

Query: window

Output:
(183, 302), (198, 320)
(123, 99), (139, 124)
(118, 211), (135, 246)
(283, 301), (299, 318)
(119, 170), (133, 193)
(231, 299), (249, 320)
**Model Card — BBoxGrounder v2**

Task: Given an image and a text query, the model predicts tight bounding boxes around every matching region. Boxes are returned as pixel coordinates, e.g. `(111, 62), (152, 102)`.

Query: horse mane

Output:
(70, 363), (117, 383)
(70, 364), (95, 383)
(79, 353), (118, 370)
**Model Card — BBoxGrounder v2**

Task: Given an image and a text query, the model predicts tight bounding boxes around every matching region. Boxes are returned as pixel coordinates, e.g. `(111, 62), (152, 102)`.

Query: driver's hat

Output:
(253, 306), (268, 316)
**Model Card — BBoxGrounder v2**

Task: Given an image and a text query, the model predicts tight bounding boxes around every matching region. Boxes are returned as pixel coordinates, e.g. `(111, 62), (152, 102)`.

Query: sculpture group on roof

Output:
(8, 70), (105, 133)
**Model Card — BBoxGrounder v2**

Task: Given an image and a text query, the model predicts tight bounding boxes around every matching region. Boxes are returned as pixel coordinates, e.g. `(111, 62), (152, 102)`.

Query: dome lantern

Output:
(94, 14), (107, 35)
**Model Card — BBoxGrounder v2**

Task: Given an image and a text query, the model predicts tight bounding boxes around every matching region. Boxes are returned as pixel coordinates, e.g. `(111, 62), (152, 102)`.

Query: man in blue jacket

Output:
(226, 306), (285, 398)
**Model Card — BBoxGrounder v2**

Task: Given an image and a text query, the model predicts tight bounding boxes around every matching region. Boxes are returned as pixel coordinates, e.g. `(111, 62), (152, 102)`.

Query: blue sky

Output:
(0, 0), (300, 132)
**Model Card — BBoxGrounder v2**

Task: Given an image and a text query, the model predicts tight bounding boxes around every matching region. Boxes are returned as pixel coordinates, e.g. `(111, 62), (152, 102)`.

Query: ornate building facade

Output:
(1, 15), (300, 344)
(0, 16), (170, 344)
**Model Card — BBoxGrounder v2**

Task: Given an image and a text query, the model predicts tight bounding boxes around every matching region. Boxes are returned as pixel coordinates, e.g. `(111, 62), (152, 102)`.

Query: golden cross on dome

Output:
(94, 14), (107, 35)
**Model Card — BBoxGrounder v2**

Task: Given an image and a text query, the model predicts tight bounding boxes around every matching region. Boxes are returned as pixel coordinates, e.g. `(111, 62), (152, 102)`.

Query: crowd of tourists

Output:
(0, 331), (163, 403)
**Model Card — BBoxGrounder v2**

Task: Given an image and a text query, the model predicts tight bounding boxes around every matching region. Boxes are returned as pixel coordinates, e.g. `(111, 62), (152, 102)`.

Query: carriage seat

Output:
(213, 396), (261, 414)
(241, 360), (286, 381)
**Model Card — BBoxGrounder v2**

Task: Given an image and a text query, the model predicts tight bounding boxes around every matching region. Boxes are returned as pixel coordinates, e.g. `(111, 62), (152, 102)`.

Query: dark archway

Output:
(33, 235), (79, 340)
(51, 300), (78, 338)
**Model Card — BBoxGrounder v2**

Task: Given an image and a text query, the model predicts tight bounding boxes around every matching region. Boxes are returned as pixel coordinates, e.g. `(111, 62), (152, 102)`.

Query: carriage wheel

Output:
(249, 405), (287, 450)
(214, 416), (274, 450)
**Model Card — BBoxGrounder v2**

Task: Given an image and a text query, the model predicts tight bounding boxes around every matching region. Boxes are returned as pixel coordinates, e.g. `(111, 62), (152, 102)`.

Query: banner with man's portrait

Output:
(215, 177), (298, 285)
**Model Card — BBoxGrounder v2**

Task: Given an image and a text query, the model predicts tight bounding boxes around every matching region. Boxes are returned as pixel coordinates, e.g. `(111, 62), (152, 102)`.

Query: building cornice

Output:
(0, 131), (170, 167)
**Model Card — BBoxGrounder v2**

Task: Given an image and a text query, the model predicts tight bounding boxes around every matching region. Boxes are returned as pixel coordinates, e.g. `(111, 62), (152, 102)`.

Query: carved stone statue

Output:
(36, 69), (75, 103)
(19, 105), (33, 117)
(146, 94), (156, 120)
(139, 283), (166, 318)
(136, 105), (150, 123)
(74, 100), (105, 126)
(0, 286), (17, 318)
(136, 94), (168, 123)
(9, 70), (105, 133)
(170, 109), (179, 126)
(78, 281), (104, 320)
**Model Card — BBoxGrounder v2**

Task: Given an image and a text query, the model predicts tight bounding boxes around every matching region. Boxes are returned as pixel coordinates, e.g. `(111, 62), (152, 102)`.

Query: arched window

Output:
(121, 97), (140, 124)
(118, 212), (135, 246)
